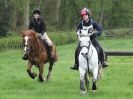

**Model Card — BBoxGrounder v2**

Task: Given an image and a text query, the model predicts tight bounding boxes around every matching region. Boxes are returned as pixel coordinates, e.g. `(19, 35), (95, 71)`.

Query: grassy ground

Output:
(0, 38), (133, 99)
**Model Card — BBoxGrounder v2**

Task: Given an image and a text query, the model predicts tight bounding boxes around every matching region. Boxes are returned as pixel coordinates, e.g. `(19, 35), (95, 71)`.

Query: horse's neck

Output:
(32, 38), (45, 56)
(88, 42), (95, 55)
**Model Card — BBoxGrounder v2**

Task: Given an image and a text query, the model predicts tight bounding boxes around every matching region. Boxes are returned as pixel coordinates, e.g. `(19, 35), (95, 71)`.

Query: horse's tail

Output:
(51, 43), (58, 62)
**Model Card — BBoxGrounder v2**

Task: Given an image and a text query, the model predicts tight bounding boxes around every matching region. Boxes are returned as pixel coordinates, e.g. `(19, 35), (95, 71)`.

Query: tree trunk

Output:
(38, 0), (42, 8)
(45, 0), (61, 25)
(24, 0), (30, 29)
(99, 0), (104, 26)
(56, 0), (61, 24)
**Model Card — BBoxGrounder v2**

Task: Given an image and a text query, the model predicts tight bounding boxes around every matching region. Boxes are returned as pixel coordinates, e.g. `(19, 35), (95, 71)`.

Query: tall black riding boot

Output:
(101, 51), (108, 68)
(91, 38), (108, 68)
(22, 54), (28, 60)
(48, 46), (53, 59)
(70, 43), (80, 70)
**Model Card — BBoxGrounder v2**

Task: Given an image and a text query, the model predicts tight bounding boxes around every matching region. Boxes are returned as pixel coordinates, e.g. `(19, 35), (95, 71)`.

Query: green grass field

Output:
(0, 38), (133, 99)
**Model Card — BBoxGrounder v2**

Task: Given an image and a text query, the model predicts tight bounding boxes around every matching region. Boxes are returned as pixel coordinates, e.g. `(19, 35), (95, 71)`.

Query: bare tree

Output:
(45, 0), (61, 25)
(56, 0), (61, 23)
(38, 0), (42, 8)
(24, 0), (30, 29)
(99, 0), (104, 26)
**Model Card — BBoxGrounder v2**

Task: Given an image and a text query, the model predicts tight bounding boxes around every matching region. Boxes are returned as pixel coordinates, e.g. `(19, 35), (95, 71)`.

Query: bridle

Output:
(23, 38), (32, 55)
(80, 40), (93, 59)
(80, 37), (93, 72)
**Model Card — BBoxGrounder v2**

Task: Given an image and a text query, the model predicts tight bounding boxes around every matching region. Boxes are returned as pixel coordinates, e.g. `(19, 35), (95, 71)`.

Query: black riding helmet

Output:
(33, 8), (41, 15)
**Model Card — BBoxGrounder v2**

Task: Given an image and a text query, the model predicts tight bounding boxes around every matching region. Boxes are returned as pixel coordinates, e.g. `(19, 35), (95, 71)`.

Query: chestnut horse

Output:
(21, 30), (57, 82)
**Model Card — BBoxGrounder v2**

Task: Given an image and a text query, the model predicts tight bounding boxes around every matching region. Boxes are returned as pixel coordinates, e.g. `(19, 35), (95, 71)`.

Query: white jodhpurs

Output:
(42, 32), (53, 46)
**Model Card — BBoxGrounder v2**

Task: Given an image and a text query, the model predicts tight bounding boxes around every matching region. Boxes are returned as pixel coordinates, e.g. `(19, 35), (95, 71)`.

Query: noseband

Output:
(80, 41), (91, 53)
(80, 41), (93, 59)
(23, 43), (31, 54)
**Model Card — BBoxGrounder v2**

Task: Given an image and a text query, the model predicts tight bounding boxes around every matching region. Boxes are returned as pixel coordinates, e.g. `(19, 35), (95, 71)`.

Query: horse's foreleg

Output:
(79, 67), (86, 95)
(92, 67), (98, 92)
(47, 61), (54, 81)
(27, 61), (37, 79)
(38, 63), (45, 82)
(85, 73), (89, 91)
(92, 80), (97, 93)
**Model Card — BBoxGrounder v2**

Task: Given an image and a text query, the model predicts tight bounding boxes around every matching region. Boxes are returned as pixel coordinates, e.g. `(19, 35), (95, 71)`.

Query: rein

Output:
(80, 41), (93, 72)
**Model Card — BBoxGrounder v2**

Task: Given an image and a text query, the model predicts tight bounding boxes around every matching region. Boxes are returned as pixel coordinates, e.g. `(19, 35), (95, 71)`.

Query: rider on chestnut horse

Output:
(22, 8), (53, 60)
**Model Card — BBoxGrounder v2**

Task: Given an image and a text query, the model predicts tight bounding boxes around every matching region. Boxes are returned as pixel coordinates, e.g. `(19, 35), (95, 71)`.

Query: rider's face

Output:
(82, 15), (89, 21)
(34, 13), (40, 19)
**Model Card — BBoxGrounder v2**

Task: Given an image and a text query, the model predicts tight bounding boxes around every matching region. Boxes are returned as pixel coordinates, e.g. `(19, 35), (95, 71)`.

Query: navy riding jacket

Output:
(77, 18), (103, 36)
(29, 17), (46, 35)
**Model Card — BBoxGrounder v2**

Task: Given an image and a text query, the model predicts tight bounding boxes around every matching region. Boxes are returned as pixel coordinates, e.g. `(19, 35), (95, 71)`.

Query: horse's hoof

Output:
(38, 78), (45, 82)
(97, 74), (102, 79)
(32, 73), (37, 79)
(93, 90), (96, 93)
(80, 90), (86, 95)
(29, 72), (37, 79)
(38, 75), (45, 82)
(47, 75), (51, 81)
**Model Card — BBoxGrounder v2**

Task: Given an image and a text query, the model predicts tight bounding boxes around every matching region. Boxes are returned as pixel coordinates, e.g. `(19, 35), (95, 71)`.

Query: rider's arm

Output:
(40, 19), (46, 35)
(76, 21), (82, 36)
(29, 19), (34, 30)
(93, 21), (103, 36)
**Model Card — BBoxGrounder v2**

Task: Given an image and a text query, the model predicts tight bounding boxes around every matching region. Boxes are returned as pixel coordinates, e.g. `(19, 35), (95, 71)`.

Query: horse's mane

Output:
(32, 30), (46, 55)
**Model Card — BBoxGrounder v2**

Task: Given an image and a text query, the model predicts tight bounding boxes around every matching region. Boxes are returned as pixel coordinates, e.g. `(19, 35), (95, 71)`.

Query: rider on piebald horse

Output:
(22, 8), (53, 60)
(71, 7), (108, 70)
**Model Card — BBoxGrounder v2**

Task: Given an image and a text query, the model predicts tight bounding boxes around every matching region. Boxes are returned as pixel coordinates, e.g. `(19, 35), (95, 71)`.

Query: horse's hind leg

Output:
(38, 64), (45, 82)
(27, 62), (37, 79)
(47, 61), (54, 81)
(92, 79), (97, 93)
(98, 64), (102, 79)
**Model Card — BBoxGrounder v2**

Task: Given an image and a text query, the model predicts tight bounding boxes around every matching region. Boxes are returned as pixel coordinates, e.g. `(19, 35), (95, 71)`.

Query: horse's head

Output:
(21, 30), (37, 55)
(79, 36), (91, 57)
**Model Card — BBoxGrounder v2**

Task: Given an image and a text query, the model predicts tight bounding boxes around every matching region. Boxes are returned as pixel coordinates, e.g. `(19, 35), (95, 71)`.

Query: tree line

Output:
(0, 0), (132, 36)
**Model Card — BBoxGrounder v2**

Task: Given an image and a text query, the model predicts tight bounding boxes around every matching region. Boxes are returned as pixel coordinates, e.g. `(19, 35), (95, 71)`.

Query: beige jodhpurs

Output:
(42, 32), (53, 46)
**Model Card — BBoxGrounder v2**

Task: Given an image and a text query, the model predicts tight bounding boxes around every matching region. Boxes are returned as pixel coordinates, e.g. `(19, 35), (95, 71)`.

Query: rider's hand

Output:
(76, 29), (81, 36)
(79, 29), (81, 34)
(37, 33), (42, 38)
(92, 33), (97, 37)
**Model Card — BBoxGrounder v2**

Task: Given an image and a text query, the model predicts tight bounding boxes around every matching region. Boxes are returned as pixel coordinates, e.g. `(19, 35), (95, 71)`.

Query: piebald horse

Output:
(21, 30), (57, 82)
(77, 29), (102, 95)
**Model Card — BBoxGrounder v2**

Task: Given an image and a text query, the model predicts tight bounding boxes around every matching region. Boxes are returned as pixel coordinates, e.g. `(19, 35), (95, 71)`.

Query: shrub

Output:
(0, 31), (77, 51)
(49, 31), (77, 46)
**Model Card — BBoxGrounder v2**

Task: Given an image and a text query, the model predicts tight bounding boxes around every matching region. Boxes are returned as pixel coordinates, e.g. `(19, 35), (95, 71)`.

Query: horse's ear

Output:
(21, 31), (25, 37)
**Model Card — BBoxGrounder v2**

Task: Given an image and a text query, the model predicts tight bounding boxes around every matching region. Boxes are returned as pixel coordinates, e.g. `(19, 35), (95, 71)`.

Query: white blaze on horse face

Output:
(24, 36), (29, 52)
(80, 37), (90, 47)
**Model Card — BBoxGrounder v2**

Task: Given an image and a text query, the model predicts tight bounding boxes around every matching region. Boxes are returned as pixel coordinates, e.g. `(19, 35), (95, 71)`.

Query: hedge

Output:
(0, 31), (77, 51)
(0, 28), (132, 51)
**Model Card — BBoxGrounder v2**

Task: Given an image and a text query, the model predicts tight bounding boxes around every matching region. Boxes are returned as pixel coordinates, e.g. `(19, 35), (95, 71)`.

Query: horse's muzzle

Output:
(24, 45), (31, 54)
(81, 53), (88, 58)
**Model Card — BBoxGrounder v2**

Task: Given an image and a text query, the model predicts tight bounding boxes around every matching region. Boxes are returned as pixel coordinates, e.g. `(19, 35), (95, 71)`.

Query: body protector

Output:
(76, 20), (95, 39)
